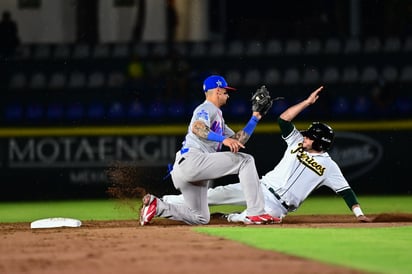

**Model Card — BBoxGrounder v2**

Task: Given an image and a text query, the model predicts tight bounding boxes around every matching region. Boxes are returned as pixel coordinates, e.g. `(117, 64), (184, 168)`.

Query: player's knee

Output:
(242, 153), (255, 164)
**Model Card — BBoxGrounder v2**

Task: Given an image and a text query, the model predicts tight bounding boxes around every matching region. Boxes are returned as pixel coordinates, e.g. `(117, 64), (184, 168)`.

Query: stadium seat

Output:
(173, 42), (188, 56)
(67, 71), (87, 89)
(72, 44), (90, 59)
(402, 36), (412, 52)
(33, 44), (52, 59)
(302, 67), (320, 84)
(48, 72), (66, 89)
(400, 66), (412, 82)
(265, 39), (282, 56)
(53, 44), (71, 59)
(9, 72), (27, 89)
(189, 41), (207, 57)
(360, 66), (379, 83)
(66, 103), (85, 120)
(208, 41), (225, 57)
(284, 39), (302, 55)
(303, 39), (322, 55)
(323, 38), (342, 54)
(107, 71), (126, 88)
(343, 38), (361, 54)
(87, 101), (106, 120)
(363, 36), (381, 53)
(263, 68), (281, 85)
(26, 103), (44, 120)
(127, 101), (145, 119)
(132, 43), (150, 58)
(29, 72), (47, 89)
(225, 69), (242, 86)
(107, 101), (125, 120)
(151, 43), (168, 57)
(322, 66), (340, 84)
(243, 69), (261, 86)
(46, 103), (64, 120)
(383, 37), (401, 53)
(4, 103), (24, 121)
(87, 71), (106, 88)
(282, 68), (300, 85)
(92, 44), (110, 59)
(245, 40), (264, 56)
(341, 66), (359, 83)
(226, 40), (244, 57)
(381, 66), (398, 83)
(112, 43), (130, 58)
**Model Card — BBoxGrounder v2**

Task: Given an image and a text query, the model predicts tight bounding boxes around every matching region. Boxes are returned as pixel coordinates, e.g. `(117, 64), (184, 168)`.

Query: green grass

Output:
(1, 195), (412, 274)
(1, 195), (411, 223)
(0, 199), (139, 222)
(195, 226), (412, 274)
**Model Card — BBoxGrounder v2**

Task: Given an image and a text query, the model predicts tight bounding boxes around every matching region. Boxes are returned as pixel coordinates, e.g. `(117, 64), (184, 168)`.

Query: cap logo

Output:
(216, 80), (223, 87)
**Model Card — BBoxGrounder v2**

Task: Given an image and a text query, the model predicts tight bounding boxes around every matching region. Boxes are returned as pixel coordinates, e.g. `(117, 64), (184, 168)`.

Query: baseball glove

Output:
(251, 85), (274, 116)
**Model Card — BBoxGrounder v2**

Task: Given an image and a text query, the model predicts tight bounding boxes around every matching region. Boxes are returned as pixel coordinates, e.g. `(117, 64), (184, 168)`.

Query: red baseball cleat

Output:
(245, 213), (282, 224)
(139, 194), (157, 226)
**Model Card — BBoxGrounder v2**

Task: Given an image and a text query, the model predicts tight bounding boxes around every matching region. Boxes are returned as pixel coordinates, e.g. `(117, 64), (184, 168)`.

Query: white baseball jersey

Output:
(260, 126), (351, 211)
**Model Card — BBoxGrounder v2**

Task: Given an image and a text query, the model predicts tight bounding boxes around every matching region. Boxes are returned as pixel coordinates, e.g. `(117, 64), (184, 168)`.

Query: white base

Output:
(30, 217), (82, 229)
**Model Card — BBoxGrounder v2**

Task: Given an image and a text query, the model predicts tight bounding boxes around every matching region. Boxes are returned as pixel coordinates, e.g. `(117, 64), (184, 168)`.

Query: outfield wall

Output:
(1, 120), (411, 200)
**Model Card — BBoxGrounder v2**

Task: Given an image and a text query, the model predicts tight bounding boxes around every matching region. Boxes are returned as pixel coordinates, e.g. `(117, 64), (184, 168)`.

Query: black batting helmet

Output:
(301, 122), (335, 151)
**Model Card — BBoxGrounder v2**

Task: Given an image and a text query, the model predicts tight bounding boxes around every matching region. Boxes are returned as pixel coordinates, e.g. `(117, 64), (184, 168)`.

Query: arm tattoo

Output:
(192, 120), (210, 139)
(233, 130), (250, 145)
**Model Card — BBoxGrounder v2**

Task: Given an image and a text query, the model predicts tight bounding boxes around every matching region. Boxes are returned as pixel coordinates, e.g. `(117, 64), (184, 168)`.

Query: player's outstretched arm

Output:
(280, 86), (323, 122)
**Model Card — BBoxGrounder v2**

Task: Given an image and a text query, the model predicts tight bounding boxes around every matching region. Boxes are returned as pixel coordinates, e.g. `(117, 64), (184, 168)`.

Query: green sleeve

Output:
(277, 117), (294, 138)
(337, 188), (359, 210)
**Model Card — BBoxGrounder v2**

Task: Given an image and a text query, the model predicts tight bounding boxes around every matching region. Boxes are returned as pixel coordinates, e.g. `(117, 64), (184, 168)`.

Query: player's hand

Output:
(305, 86), (324, 105)
(223, 138), (245, 153)
(357, 215), (372, 223)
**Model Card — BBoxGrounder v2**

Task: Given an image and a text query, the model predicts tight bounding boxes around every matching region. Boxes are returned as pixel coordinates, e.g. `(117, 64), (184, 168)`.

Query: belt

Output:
(268, 187), (289, 210)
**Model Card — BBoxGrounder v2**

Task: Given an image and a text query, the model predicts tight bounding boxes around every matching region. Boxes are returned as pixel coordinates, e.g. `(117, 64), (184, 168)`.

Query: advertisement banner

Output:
(1, 127), (411, 200)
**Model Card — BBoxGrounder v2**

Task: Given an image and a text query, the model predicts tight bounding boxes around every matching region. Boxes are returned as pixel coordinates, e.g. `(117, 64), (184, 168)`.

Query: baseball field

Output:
(1, 195), (412, 274)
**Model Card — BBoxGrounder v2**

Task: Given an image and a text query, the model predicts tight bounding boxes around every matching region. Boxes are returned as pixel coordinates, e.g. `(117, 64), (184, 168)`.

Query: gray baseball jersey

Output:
(154, 100), (266, 224)
(163, 126), (351, 220)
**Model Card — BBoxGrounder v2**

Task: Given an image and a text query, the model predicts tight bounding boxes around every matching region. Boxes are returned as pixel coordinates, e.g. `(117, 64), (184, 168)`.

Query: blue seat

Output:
(87, 102), (105, 120)
(107, 101), (125, 120)
(167, 101), (186, 118)
(66, 103), (85, 120)
(46, 103), (64, 120)
(331, 96), (351, 116)
(127, 101), (145, 119)
(26, 103), (44, 120)
(4, 103), (24, 121)
(147, 101), (166, 118)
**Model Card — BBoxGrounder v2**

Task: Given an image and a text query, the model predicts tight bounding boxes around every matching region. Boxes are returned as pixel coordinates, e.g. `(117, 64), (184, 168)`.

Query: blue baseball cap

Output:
(203, 75), (236, 92)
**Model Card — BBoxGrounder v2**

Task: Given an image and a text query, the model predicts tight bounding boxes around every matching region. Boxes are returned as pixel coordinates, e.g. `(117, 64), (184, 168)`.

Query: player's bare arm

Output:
(280, 86), (324, 121)
(191, 120), (210, 138)
(232, 130), (250, 145)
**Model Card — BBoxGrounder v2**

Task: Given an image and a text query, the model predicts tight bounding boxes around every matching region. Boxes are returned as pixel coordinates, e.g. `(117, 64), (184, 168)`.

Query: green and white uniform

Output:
(163, 119), (361, 221)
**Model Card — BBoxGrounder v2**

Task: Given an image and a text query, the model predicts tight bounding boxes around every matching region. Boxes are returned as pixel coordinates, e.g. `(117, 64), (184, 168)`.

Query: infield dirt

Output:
(1, 213), (411, 274)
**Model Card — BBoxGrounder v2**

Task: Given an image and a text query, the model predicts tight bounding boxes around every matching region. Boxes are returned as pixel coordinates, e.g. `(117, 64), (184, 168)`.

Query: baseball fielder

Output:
(162, 86), (371, 223)
(140, 75), (279, 225)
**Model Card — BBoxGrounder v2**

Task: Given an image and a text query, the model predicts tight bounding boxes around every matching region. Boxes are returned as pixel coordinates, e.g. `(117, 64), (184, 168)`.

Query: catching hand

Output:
(251, 85), (274, 116)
